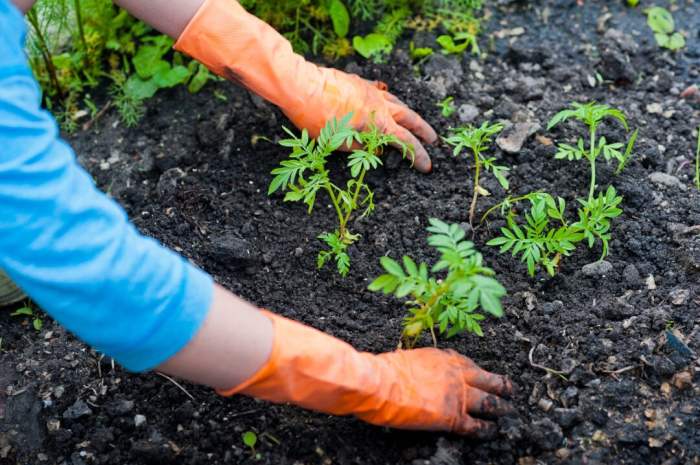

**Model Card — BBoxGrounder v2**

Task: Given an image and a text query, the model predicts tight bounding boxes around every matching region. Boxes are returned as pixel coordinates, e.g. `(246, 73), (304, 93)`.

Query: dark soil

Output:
(2, 1), (700, 464)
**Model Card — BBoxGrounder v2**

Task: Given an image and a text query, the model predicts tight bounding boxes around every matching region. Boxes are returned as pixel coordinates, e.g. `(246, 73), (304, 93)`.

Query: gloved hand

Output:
(174, 0), (437, 172)
(218, 311), (514, 436)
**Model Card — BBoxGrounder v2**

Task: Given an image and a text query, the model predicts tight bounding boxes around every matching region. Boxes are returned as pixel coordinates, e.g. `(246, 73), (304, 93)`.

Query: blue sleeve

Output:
(0, 1), (213, 372)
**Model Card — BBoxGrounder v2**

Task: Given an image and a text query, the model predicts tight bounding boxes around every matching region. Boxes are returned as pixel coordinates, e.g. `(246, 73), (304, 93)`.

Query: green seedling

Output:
(242, 431), (260, 459)
(436, 96), (457, 118)
(646, 6), (685, 51)
(485, 103), (634, 277)
(547, 102), (636, 202)
(409, 41), (433, 61)
(269, 114), (408, 276)
(695, 126), (699, 190)
(436, 32), (479, 55)
(485, 188), (622, 276)
(444, 121), (507, 226)
(369, 219), (504, 348)
(11, 306), (43, 331)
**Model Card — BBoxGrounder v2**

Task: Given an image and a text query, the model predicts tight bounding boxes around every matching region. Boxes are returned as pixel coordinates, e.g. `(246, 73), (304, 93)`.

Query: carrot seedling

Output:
(369, 219), (505, 348)
(436, 96), (457, 118)
(444, 121), (508, 226)
(269, 114), (408, 276)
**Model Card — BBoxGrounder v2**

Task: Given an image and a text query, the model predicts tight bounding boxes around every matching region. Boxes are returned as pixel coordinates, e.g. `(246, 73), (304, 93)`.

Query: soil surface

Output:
(2, 1), (700, 464)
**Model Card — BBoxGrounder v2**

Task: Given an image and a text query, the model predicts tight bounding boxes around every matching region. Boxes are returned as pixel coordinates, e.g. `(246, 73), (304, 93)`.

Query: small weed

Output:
(436, 96), (457, 118)
(369, 219), (504, 347)
(242, 431), (260, 459)
(646, 6), (685, 51)
(444, 121), (507, 226)
(11, 306), (43, 331)
(269, 114), (409, 276)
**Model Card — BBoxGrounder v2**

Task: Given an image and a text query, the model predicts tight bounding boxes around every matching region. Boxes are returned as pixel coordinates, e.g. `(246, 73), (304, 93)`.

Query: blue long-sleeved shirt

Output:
(0, 0), (213, 371)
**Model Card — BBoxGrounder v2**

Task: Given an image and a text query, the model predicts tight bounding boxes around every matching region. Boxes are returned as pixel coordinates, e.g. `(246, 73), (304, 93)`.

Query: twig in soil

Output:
(528, 346), (568, 381)
(226, 408), (261, 419)
(598, 365), (639, 380)
(156, 372), (196, 402)
(82, 100), (112, 131)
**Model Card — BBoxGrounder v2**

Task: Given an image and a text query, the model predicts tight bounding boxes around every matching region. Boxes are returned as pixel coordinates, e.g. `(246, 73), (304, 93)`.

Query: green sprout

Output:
(11, 306), (43, 331)
(485, 188), (622, 277)
(242, 431), (259, 459)
(436, 96), (457, 118)
(369, 219), (505, 348)
(444, 121), (507, 226)
(547, 102), (636, 202)
(645, 6), (685, 51)
(269, 114), (409, 276)
(484, 103), (634, 277)
(436, 32), (479, 55)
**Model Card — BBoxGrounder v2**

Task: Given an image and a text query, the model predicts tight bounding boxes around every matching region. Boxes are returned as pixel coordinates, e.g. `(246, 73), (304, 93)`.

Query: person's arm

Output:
(1, 0), (271, 383)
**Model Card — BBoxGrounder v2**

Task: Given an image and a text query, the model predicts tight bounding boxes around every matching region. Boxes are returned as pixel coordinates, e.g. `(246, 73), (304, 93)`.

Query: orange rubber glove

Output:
(174, 0), (437, 172)
(218, 311), (514, 436)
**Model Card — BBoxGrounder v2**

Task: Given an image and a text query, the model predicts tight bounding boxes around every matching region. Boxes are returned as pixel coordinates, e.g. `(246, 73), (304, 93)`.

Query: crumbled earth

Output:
(2, 1), (700, 464)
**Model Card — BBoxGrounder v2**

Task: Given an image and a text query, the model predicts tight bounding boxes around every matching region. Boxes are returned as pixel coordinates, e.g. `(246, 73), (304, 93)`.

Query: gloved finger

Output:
(384, 94), (438, 144)
(464, 386), (515, 419)
(360, 76), (389, 91)
(453, 415), (498, 438)
(462, 365), (514, 399)
(385, 122), (432, 173)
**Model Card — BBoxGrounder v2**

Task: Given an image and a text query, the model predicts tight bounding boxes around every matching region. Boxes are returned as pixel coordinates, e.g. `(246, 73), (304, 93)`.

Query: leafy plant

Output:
(547, 102), (636, 202)
(242, 431), (259, 458)
(436, 96), (456, 118)
(646, 6), (685, 51)
(369, 219), (505, 348)
(25, 0), (213, 129)
(444, 122), (507, 226)
(486, 187), (622, 277)
(11, 306), (43, 331)
(269, 114), (409, 276)
(484, 103), (635, 277)
(352, 33), (394, 61)
(437, 32), (479, 55)
(409, 41), (433, 61)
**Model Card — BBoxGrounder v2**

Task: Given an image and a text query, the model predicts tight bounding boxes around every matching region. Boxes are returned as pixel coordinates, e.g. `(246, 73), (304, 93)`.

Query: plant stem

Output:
(588, 125), (597, 202)
(345, 169), (366, 224)
(469, 150), (481, 226)
(73, 0), (90, 66)
(27, 9), (64, 100)
(325, 184), (345, 237)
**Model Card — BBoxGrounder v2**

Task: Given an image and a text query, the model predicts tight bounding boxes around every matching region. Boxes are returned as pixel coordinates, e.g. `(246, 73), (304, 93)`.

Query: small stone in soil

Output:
(529, 418), (563, 451)
(622, 264), (640, 285)
(134, 414), (147, 428)
(496, 122), (540, 154)
(62, 399), (92, 420)
(649, 172), (686, 190)
(457, 104), (479, 123)
(669, 288), (689, 305)
(552, 408), (581, 429)
(581, 260), (613, 276)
